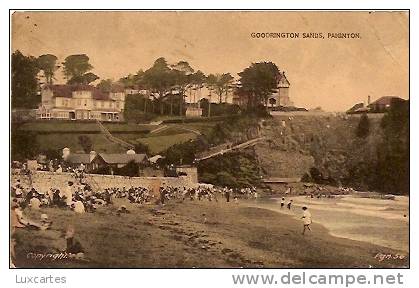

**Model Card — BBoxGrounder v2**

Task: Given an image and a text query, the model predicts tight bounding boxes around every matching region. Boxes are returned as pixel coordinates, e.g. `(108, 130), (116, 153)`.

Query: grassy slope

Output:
(23, 120), (219, 155)
(19, 121), (153, 133)
(37, 134), (130, 154)
(136, 133), (197, 154)
(13, 200), (407, 268)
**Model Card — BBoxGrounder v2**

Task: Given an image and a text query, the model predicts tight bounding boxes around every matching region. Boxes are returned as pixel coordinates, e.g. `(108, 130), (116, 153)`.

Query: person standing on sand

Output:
(225, 188), (230, 203)
(287, 199), (293, 210)
(64, 182), (74, 207)
(301, 206), (312, 235)
(280, 197), (285, 208)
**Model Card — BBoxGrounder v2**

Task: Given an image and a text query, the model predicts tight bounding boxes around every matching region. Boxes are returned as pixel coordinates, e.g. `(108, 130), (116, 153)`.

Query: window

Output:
(101, 101), (104, 108)
(77, 99), (81, 106)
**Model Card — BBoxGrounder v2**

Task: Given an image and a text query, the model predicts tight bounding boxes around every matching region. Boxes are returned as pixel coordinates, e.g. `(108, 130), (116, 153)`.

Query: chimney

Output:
(89, 151), (97, 162)
(367, 95), (371, 105)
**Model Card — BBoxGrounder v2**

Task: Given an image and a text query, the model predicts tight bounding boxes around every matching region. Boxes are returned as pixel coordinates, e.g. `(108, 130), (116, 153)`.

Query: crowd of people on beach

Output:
(10, 174), (260, 228)
(10, 168), (310, 268)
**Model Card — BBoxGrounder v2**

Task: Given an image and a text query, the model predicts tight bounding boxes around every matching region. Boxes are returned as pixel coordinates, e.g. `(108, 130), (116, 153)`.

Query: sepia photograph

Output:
(10, 10), (409, 269)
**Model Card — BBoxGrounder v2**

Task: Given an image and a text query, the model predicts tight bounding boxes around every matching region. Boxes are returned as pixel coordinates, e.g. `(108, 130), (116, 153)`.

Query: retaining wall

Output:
(11, 171), (195, 195)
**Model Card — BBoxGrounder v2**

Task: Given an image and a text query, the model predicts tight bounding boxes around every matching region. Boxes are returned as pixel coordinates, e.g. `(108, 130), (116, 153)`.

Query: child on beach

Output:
(287, 199), (293, 210)
(301, 206), (312, 235)
(280, 197), (285, 208)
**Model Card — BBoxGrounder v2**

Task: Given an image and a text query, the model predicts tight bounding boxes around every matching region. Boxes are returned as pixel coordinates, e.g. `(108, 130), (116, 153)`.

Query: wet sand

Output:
(248, 195), (409, 252)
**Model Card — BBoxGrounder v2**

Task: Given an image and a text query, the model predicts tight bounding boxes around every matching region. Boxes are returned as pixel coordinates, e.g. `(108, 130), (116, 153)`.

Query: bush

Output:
(197, 151), (262, 188)
(115, 160), (140, 177)
(134, 143), (150, 155)
(216, 171), (238, 188)
(356, 113), (370, 138)
(78, 135), (93, 153)
(11, 128), (39, 161)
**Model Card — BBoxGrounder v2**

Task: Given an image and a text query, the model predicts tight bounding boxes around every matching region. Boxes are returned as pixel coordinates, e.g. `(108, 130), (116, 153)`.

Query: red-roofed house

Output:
(367, 96), (406, 113)
(37, 84), (125, 121)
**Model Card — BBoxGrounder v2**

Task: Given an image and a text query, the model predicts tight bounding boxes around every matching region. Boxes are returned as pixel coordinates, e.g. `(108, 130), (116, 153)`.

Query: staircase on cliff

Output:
(96, 120), (134, 150)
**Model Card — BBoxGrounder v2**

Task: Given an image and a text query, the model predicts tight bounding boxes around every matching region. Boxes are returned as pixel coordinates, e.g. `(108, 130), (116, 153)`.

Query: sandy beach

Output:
(248, 195), (409, 252)
(13, 197), (408, 268)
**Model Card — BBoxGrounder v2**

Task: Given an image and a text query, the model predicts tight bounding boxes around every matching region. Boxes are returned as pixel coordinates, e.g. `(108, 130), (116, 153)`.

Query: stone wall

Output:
(11, 171), (196, 196)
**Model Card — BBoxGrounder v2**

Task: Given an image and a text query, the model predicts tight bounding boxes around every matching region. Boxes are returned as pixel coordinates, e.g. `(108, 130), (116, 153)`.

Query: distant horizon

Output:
(12, 11), (409, 111)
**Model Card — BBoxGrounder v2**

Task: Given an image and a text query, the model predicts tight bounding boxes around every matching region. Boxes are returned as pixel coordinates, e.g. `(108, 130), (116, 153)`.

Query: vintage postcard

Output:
(10, 10), (409, 269)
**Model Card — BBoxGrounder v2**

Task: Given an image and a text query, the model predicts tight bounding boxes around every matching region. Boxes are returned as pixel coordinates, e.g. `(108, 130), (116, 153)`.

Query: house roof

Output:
(346, 103), (365, 113)
(44, 84), (111, 100)
(148, 155), (164, 163)
(45, 84), (72, 98)
(97, 153), (148, 165)
(368, 96), (404, 107)
(66, 154), (91, 164)
(110, 84), (125, 93)
(277, 71), (290, 87)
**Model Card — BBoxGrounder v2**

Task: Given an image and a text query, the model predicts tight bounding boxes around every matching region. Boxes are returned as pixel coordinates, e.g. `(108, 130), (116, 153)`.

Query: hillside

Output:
(256, 114), (384, 181)
(12, 120), (220, 157)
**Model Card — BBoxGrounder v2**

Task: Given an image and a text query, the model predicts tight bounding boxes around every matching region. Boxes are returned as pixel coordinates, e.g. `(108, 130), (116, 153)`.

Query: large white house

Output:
(36, 84), (125, 121)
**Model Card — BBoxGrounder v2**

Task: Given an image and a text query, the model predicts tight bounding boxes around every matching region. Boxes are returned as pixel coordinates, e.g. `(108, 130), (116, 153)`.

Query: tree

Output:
(67, 72), (99, 85)
(205, 74), (218, 117)
(220, 73), (235, 103)
(237, 62), (280, 112)
(119, 73), (139, 89)
(78, 135), (93, 153)
(143, 57), (175, 114)
(171, 61), (194, 115)
(37, 54), (59, 85)
(191, 70), (206, 107)
(356, 113), (370, 138)
(207, 73), (234, 104)
(374, 100), (409, 194)
(62, 54), (94, 84)
(11, 50), (40, 109)
(11, 129), (39, 161)
(97, 79), (113, 93)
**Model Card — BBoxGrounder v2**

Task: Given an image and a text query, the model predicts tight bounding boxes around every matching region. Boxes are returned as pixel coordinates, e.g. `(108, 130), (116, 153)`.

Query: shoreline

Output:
(14, 199), (409, 268)
(245, 195), (409, 253)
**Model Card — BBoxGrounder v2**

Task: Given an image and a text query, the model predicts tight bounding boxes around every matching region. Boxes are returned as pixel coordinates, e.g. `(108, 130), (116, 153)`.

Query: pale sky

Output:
(12, 11), (409, 111)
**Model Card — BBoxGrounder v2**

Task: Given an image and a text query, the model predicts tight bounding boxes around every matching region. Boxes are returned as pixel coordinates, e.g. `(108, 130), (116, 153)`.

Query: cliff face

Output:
(255, 114), (384, 187)
(200, 113), (406, 193)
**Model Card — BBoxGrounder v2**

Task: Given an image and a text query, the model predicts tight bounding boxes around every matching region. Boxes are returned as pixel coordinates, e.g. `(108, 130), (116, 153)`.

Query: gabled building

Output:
(232, 71), (293, 108)
(63, 148), (148, 174)
(36, 84), (125, 121)
(91, 153), (148, 171)
(267, 71), (293, 107)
